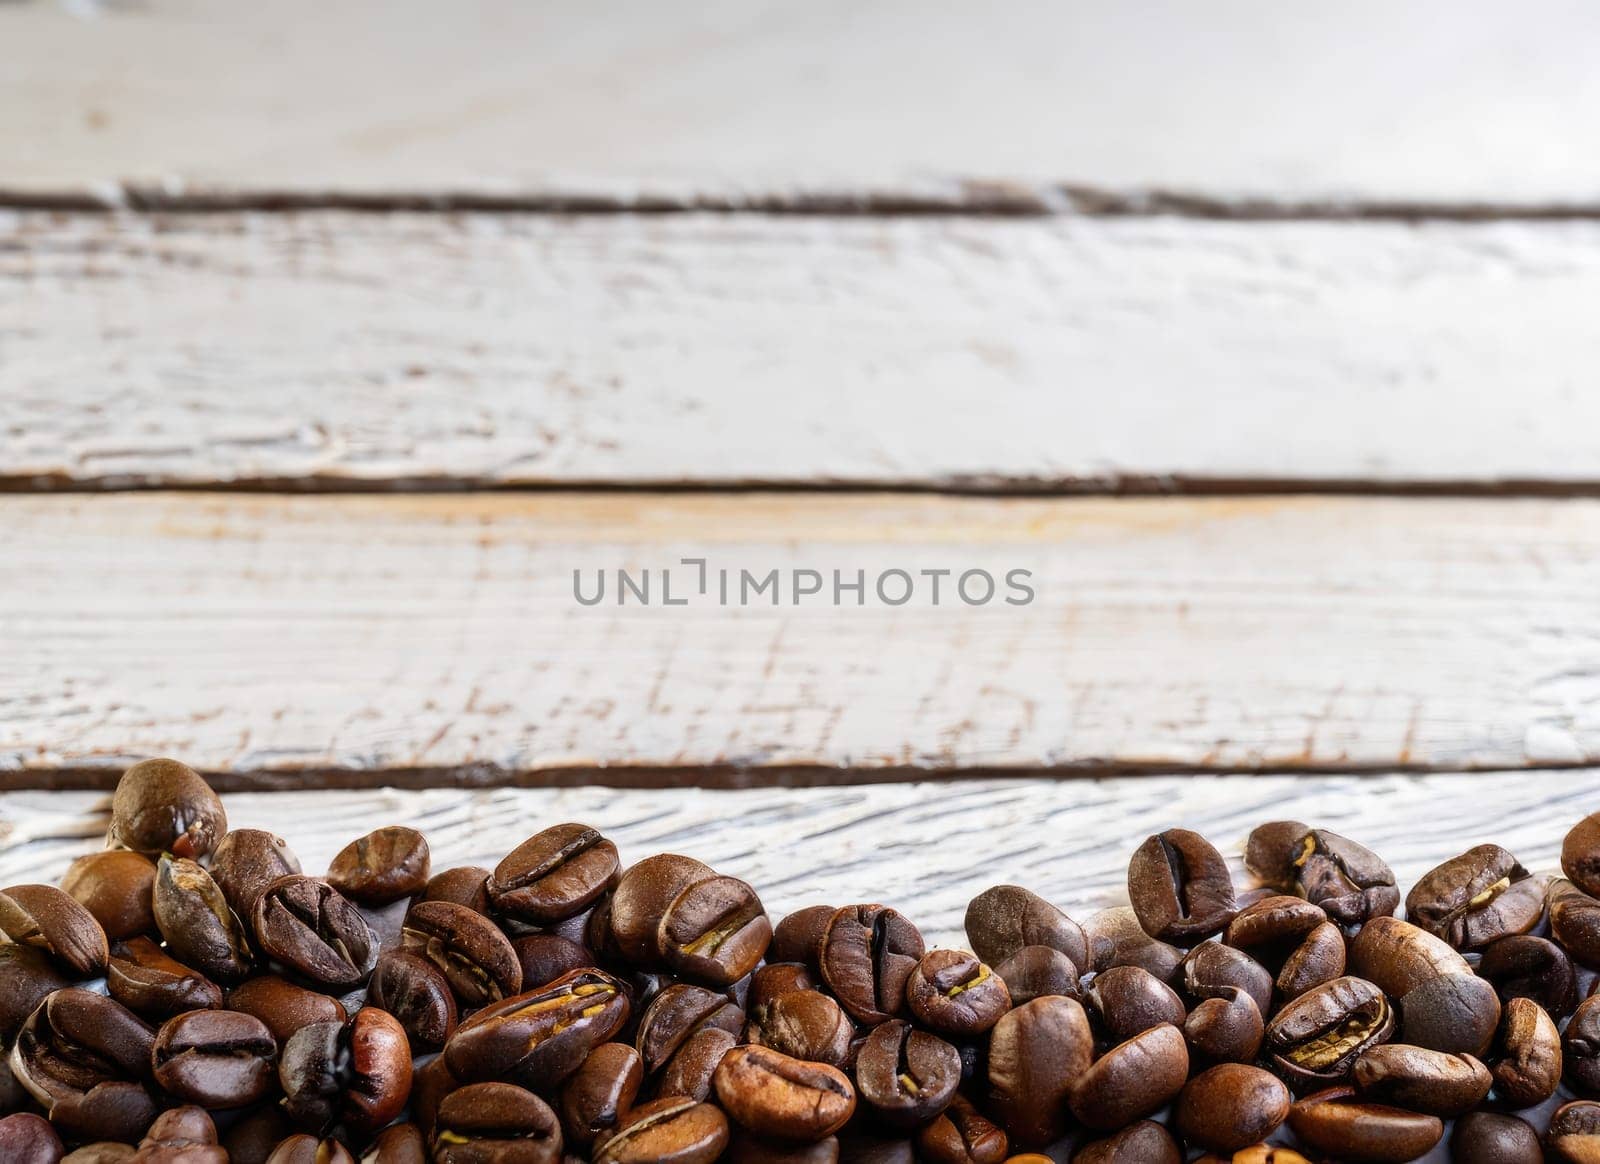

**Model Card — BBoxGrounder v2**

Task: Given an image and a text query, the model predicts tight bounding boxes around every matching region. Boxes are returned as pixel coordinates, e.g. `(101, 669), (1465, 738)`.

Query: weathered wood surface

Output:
(3, 773), (1595, 949)
(6, 211), (1600, 491)
(4, 492), (1600, 782)
(4, 0), (1599, 210)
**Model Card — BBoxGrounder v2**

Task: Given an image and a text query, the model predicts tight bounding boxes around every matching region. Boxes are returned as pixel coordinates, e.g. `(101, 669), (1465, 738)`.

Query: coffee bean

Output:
(12, 989), (158, 1144)
(0, 883), (110, 978)
(607, 855), (714, 966)
(1406, 844), (1546, 950)
(1225, 894), (1326, 955)
(1184, 985), (1264, 1065)
(654, 874), (770, 988)
(748, 962), (819, 1013)
(916, 1094), (1008, 1164)
(1451, 1111), (1543, 1164)
(1067, 1023), (1188, 1131)
(770, 906), (836, 970)
(817, 904), (924, 1026)
(1565, 813), (1600, 897)
(0, 1113), (65, 1164)
(985, 996), (1092, 1148)
(209, 831), (301, 918)
(410, 1054), (457, 1141)
(66, 1144), (138, 1164)
(150, 1009), (276, 1109)
(1491, 996), (1561, 1108)
(0, 944), (71, 1038)
(279, 1008), (410, 1136)
(61, 852), (158, 943)
(263, 1137), (353, 1164)
(1351, 1043), (1492, 1116)
(854, 1019), (960, 1128)
(1128, 828), (1237, 944)
(361, 1123), (427, 1164)
(510, 934), (594, 994)
(963, 886), (1088, 969)
(152, 858), (252, 984)
(1548, 1101), (1600, 1164)
(219, 1105), (292, 1164)
(224, 977), (346, 1046)
(1085, 964), (1185, 1042)
(1480, 933), (1578, 1018)
(1264, 975), (1394, 1092)
(1348, 915), (1500, 1055)
(592, 1096), (728, 1164)
(1082, 907), (1183, 983)
(1070, 1121), (1182, 1164)
(1288, 1085), (1444, 1163)
(109, 760), (226, 862)
(1566, 993), (1600, 1096)
(1181, 940), (1273, 1019)
(745, 986), (851, 1066)
(1174, 1063), (1290, 1154)
(107, 937), (223, 1022)
(658, 1026), (738, 1102)
(904, 949), (1010, 1037)
(487, 824), (621, 927)
(558, 1043), (642, 1150)
(366, 949), (457, 1051)
(713, 1045), (854, 1142)
(326, 826), (430, 907)
(1551, 878), (1600, 968)
(992, 946), (1079, 1005)
(420, 866), (492, 914)
(1247, 823), (1400, 928)
(445, 968), (630, 1091)
(396, 898), (521, 1007)
(132, 1105), (225, 1163)
(252, 875), (376, 990)
(433, 1082), (562, 1164)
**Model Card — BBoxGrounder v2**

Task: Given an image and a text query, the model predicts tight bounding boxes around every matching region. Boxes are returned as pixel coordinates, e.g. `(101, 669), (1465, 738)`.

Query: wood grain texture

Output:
(4, 492), (1600, 781)
(4, 0), (1600, 209)
(6, 211), (1600, 490)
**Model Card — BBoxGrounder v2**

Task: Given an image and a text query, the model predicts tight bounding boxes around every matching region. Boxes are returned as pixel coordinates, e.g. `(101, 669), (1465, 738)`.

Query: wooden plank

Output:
(4, 0), (1600, 209)
(6, 211), (1600, 491)
(3, 492), (1600, 782)
(3, 772), (1596, 950)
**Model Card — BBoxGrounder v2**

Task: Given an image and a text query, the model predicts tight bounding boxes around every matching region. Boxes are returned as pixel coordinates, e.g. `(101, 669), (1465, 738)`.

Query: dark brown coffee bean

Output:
(713, 1045), (855, 1142)
(1566, 993), (1600, 1096)
(1406, 845), (1546, 950)
(1352, 1043), (1492, 1116)
(150, 1009), (276, 1109)
(107, 937), (223, 1022)
(656, 874), (771, 987)
(11, 989), (157, 1145)
(109, 759), (226, 861)
(593, 1096), (729, 1164)
(132, 1104), (227, 1163)
(1491, 996), (1561, 1108)
(365, 1123), (427, 1164)
(1552, 878), (1600, 969)
(963, 886), (1088, 968)
(209, 830), (301, 918)
(1264, 975), (1394, 1092)
(608, 854), (714, 965)
(658, 1026), (737, 1102)
(218, 1105), (292, 1164)
(817, 904), (924, 1026)
(1549, 1101), (1600, 1164)
(1085, 964), (1185, 1042)
(445, 968), (631, 1091)
(558, 1042), (642, 1151)
(253, 875), (376, 989)
(0, 944), (71, 1039)
(916, 1094), (1008, 1164)
(410, 1053), (456, 1141)
(770, 905), (835, 970)
(279, 1008), (410, 1136)
(1070, 1121), (1181, 1164)
(745, 987), (851, 1066)
(420, 866), (491, 913)
(985, 996), (1092, 1148)
(1184, 985), (1264, 1064)
(1247, 823), (1400, 928)
(854, 1019), (960, 1128)
(1480, 933), (1579, 1018)
(509, 934), (593, 994)
(153, 858), (252, 984)
(0, 883), (110, 977)
(263, 1137), (353, 1164)
(60, 852), (157, 942)
(1127, 828), (1236, 944)
(636, 982), (745, 1073)
(1224, 894), (1327, 957)
(1181, 939), (1273, 1018)
(325, 826), (430, 906)
(1067, 1023), (1188, 1130)
(1288, 1086), (1443, 1162)
(488, 824), (620, 926)
(904, 949), (1011, 1037)
(992, 946), (1079, 1004)
(1452, 1111), (1543, 1164)
(1274, 921), (1346, 1001)
(433, 1082), (562, 1164)
(748, 962), (819, 1014)
(365, 949), (457, 1050)
(395, 899), (520, 1006)
(1566, 813), (1600, 898)
(1349, 915), (1500, 1055)
(0, 1113), (64, 1164)
(224, 976), (346, 1046)
(1083, 907), (1183, 983)
(1174, 1063), (1290, 1154)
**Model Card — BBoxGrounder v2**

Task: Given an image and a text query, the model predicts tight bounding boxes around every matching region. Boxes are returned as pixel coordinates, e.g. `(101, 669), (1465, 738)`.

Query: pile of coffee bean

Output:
(5, 762), (1600, 1161)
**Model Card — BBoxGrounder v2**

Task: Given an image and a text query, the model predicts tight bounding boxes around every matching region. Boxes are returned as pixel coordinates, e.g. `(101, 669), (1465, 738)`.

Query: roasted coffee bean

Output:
(655, 874), (770, 987)
(1184, 985), (1264, 1064)
(60, 852), (158, 943)
(854, 1019), (960, 1128)
(446, 968), (630, 1091)
(607, 855), (714, 966)
(985, 996), (1092, 1148)
(1407, 845), (1546, 950)
(326, 826), (430, 906)
(635, 982), (745, 1073)
(1083, 907), (1184, 983)
(218, 1105), (292, 1164)
(1067, 1023), (1188, 1131)
(748, 962), (819, 1013)
(1264, 975), (1394, 1092)
(106, 938), (223, 1022)
(0, 943), (71, 1038)
(511, 935), (593, 994)
(817, 904), (924, 1026)
(1565, 993), (1600, 1095)
(488, 825), (621, 926)
(0, 1112), (65, 1164)
(592, 1096), (728, 1164)
(66, 1145), (139, 1164)
(253, 875), (376, 989)
(131, 1105), (225, 1163)
(963, 886), (1088, 969)
(904, 949), (1010, 1037)
(1451, 1111), (1543, 1164)
(364, 1123), (428, 1164)
(992, 946), (1080, 1004)
(713, 1045), (854, 1142)
(150, 1009), (276, 1109)
(1548, 1101), (1600, 1164)
(152, 858), (251, 984)
(1288, 1086), (1444, 1162)
(209, 831), (301, 918)
(398, 899), (521, 1006)
(420, 866), (492, 914)
(1274, 921), (1346, 1000)
(1349, 915), (1500, 1055)
(279, 1008), (410, 1136)
(410, 1053), (457, 1141)
(1070, 1120), (1182, 1164)
(263, 1137), (353, 1164)
(366, 949), (457, 1050)
(1174, 1063), (1290, 1154)
(0, 883), (110, 978)
(1224, 894), (1328, 969)
(1552, 878), (1600, 968)
(224, 977), (346, 1046)
(1085, 964), (1185, 1042)
(432, 1082), (562, 1164)
(769, 906), (835, 970)
(916, 1094), (1008, 1164)
(1247, 822), (1400, 927)
(12, 989), (157, 1144)
(1566, 813), (1600, 897)
(1128, 828), (1237, 944)
(1491, 996), (1561, 1107)
(1352, 1044), (1492, 1116)
(745, 987), (851, 1066)
(109, 760), (226, 861)
(1181, 940), (1273, 1018)
(1480, 933), (1578, 1017)
(558, 1043), (642, 1150)
(658, 1026), (738, 1101)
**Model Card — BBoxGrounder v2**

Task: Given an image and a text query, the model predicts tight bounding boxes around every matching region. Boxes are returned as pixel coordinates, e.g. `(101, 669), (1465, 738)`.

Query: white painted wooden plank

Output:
(6, 212), (1600, 489)
(3, 492), (1600, 778)
(4, 0), (1600, 208)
